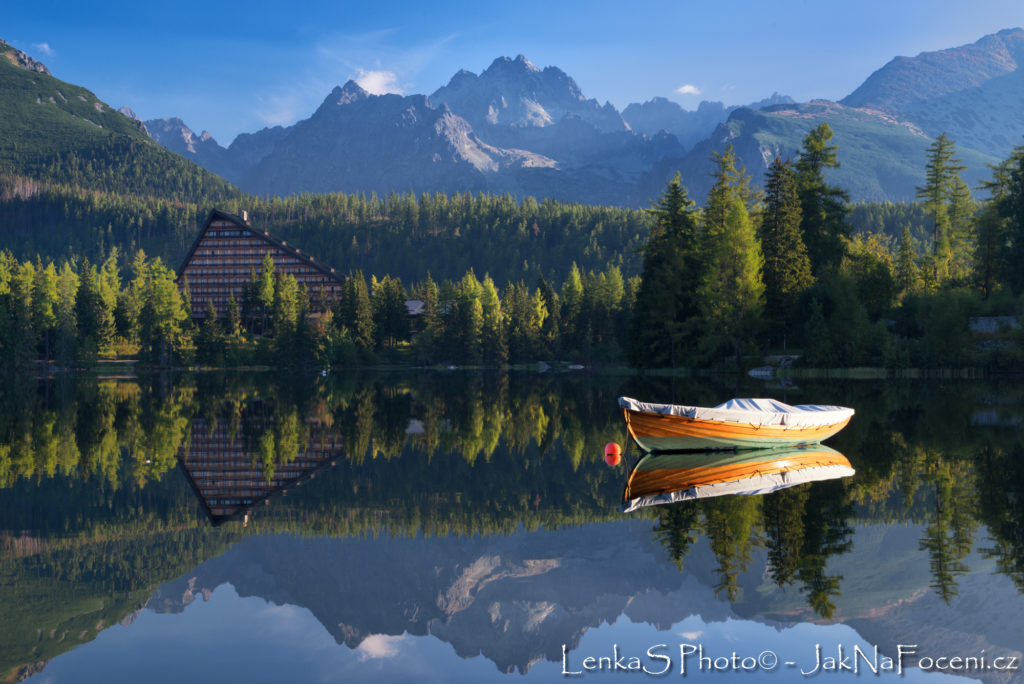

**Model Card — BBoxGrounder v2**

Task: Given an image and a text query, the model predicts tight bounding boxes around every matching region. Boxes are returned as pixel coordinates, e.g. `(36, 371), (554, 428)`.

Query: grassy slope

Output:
(0, 42), (239, 203)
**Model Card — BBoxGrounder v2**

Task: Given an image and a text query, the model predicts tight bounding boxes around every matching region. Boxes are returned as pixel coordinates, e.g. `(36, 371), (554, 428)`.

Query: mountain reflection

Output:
(1, 373), (1024, 681)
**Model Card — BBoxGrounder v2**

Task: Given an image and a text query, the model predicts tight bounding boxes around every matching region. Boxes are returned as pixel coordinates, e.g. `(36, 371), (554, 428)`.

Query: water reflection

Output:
(181, 403), (343, 525)
(622, 446), (855, 511)
(0, 374), (1023, 681)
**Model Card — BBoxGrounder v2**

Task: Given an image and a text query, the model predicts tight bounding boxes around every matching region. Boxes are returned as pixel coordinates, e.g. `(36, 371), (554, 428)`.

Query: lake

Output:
(1, 370), (1022, 683)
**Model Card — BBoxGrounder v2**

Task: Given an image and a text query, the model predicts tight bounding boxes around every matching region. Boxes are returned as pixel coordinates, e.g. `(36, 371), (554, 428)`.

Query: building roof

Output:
(177, 209), (346, 285)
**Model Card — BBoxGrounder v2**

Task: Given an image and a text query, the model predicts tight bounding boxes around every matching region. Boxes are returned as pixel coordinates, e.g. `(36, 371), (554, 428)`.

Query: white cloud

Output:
(675, 84), (701, 96)
(356, 634), (406, 660)
(32, 43), (54, 57)
(354, 68), (404, 95)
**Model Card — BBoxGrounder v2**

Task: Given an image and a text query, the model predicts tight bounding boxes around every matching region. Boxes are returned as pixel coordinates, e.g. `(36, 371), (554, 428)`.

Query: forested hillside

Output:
(0, 40), (238, 203)
(0, 180), (650, 286)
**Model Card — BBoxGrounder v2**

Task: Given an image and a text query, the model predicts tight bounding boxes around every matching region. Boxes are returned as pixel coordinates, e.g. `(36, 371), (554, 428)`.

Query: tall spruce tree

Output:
(630, 173), (701, 367)
(337, 271), (375, 352)
(700, 196), (765, 366)
(895, 226), (923, 299)
(759, 157), (813, 343)
(796, 123), (851, 276)
(986, 143), (1024, 293)
(916, 134), (970, 281)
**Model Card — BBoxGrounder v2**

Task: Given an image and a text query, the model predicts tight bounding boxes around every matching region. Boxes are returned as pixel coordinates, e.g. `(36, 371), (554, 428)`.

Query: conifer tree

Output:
(255, 253), (275, 334)
(33, 261), (59, 361)
(449, 271), (483, 362)
(796, 123), (851, 276)
(197, 300), (224, 365)
(916, 134), (970, 281)
(10, 261), (37, 369)
(337, 271), (375, 352)
(759, 157), (813, 343)
(895, 227), (923, 299)
(630, 173), (701, 367)
(54, 262), (79, 367)
(987, 144), (1024, 293)
(560, 263), (584, 349)
(480, 275), (507, 365)
(413, 273), (442, 363)
(226, 294), (241, 337)
(700, 196), (765, 365)
(372, 275), (408, 350)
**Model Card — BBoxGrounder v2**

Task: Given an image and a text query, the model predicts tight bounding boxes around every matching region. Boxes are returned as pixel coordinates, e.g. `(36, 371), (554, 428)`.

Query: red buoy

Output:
(604, 442), (622, 466)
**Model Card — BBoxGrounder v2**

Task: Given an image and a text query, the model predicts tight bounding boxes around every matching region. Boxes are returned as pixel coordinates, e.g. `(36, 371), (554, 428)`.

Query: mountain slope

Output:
(145, 117), (238, 181)
(622, 93), (795, 151)
(0, 39), (238, 202)
(643, 101), (999, 203)
(842, 28), (1024, 158)
(239, 80), (556, 196)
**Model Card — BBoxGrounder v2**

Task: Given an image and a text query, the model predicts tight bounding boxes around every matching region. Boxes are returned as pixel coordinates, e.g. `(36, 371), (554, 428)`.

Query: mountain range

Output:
(140, 29), (1024, 205)
(2, 30), (1024, 207)
(148, 521), (1023, 679)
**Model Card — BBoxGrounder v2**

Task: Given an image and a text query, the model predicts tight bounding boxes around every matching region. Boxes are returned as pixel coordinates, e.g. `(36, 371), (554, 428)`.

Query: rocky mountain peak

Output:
(0, 39), (51, 75)
(326, 80), (370, 106)
(430, 55), (618, 132)
(313, 80), (370, 118)
(484, 54), (541, 75)
(118, 105), (142, 122)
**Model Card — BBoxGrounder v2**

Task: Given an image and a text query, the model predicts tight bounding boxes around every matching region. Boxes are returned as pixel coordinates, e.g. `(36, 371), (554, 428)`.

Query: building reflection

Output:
(177, 408), (344, 526)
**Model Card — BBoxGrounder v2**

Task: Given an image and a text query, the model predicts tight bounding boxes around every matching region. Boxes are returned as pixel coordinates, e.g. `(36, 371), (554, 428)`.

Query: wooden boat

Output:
(619, 397), (853, 452)
(621, 445), (855, 512)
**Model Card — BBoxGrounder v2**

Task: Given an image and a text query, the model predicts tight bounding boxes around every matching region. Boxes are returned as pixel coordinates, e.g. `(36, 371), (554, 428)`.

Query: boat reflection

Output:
(621, 446), (855, 512)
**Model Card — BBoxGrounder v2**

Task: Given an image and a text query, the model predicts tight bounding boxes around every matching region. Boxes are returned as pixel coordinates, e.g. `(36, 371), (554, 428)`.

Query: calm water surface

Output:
(1, 371), (1021, 683)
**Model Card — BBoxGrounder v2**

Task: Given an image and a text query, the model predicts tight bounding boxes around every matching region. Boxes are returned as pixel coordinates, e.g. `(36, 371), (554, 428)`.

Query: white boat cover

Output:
(618, 396), (854, 428)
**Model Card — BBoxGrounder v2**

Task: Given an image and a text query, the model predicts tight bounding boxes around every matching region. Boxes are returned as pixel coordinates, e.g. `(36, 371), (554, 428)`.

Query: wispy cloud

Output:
(355, 68), (403, 95)
(675, 84), (701, 96)
(356, 634), (406, 660)
(254, 91), (306, 128)
(32, 42), (54, 57)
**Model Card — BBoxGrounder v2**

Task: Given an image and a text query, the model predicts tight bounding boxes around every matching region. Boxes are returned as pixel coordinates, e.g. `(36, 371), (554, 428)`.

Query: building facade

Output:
(177, 209), (345, 319)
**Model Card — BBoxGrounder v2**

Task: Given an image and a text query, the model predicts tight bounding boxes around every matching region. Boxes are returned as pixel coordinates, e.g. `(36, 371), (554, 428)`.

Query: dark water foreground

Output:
(1, 371), (1022, 683)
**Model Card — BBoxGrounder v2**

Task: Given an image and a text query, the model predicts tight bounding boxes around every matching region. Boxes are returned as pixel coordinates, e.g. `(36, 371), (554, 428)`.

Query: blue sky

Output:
(6, 0), (1024, 144)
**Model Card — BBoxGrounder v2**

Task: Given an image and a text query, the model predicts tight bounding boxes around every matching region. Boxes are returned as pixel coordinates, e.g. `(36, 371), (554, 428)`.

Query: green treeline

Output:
(0, 244), (637, 368)
(630, 129), (1024, 369)
(0, 249), (190, 369)
(0, 178), (649, 287)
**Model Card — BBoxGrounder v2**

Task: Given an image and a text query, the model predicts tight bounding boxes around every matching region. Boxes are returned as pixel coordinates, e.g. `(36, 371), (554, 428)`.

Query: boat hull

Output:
(621, 446), (854, 512)
(622, 407), (851, 452)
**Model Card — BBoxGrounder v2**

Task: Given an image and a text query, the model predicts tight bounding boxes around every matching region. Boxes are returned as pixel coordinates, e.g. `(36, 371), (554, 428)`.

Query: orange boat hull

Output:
(622, 448), (854, 507)
(623, 407), (851, 452)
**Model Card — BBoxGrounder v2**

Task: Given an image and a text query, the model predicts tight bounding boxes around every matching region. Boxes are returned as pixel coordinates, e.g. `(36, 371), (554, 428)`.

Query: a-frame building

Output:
(177, 209), (345, 319)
